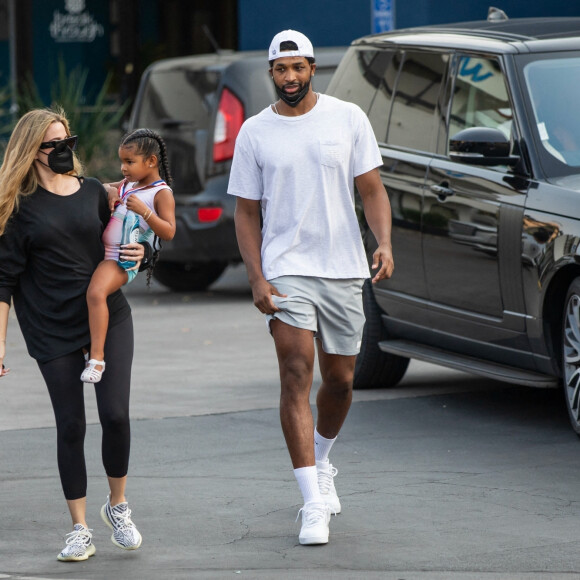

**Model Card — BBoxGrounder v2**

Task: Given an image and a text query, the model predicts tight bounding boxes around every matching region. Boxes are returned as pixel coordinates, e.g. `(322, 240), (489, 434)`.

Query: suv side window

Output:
(328, 47), (388, 113)
(448, 56), (512, 141)
(387, 51), (448, 153)
(366, 49), (400, 144)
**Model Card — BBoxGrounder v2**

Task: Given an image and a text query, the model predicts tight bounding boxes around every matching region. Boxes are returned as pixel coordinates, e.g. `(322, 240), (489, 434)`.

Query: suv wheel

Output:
(354, 279), (410, 390)
(152, 261), (228, 292)
(562, 278), (580, 435)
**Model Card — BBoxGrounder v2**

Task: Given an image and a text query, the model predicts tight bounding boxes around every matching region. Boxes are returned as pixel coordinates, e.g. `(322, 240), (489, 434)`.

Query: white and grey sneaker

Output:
(57, 524), (96, 562)
(297, 501), (331, 545)
(317, 459), (341, 514)
(100, 495), (142, 550)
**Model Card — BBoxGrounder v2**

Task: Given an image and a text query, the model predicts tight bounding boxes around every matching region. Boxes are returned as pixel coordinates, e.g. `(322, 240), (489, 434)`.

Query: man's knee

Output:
(280, 353), (312, 385)
(324, 361), (354, 384)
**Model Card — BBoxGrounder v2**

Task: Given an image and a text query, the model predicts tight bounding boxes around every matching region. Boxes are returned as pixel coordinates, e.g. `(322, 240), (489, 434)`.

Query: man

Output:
(227, 29), (394, 545)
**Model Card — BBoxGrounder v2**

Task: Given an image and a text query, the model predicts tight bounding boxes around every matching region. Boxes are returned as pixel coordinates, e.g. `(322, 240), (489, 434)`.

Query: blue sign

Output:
(372, 0), (395, 33)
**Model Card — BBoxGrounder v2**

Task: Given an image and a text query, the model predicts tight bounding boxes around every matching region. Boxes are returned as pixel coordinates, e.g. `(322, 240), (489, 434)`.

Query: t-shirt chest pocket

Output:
(319, 140), (345, 168)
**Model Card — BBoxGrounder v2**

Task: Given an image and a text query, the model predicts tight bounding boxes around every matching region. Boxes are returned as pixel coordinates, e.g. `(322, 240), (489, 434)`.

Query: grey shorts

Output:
(266, 275), (366, 356)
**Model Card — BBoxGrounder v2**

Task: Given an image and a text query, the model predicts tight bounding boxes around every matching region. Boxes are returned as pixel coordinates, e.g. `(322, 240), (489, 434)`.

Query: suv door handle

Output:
(430, 183), (455, 200)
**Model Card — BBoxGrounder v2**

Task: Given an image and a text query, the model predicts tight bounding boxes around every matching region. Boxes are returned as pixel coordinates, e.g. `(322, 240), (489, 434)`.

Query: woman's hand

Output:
(105, 184), (121, 212)
(0, 341), (10, 377)
(120, 242), (144, 271)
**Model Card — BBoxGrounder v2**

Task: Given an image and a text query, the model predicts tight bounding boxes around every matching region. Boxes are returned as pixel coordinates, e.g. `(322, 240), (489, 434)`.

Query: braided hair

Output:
(120, 128), (173, 187)
(120, 128), (173, 287)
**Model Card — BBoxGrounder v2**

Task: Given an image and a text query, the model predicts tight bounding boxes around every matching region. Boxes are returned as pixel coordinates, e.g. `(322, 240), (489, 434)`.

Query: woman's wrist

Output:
(143, 209), (153, 221)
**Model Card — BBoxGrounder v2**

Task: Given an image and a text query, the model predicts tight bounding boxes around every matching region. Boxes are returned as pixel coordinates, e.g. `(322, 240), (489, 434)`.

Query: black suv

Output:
(326, 13), (580, 433)
(128, 48), (345, 291)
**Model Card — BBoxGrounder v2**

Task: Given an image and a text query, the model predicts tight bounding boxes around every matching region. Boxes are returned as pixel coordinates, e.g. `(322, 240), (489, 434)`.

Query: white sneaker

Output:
(297, 501), (331, 545)
(100, 495), (142, 550)
(57, 524), (96, 562)
(317, 459), (341, 514)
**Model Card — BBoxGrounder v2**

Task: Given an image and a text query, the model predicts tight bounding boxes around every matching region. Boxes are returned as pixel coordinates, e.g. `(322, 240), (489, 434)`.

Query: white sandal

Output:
(81, 359), (106, 383)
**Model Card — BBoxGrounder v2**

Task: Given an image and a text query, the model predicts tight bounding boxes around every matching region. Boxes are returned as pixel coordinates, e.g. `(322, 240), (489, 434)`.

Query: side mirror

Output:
(449, 127), (520, 167)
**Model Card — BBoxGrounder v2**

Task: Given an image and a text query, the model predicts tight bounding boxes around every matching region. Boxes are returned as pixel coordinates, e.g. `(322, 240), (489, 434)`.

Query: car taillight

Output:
(198, 207), (223, 223)
(213, 88), (244, 163)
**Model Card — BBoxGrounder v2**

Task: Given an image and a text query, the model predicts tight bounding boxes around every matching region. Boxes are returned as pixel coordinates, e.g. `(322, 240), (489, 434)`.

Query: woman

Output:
(0, 108), (146, 561)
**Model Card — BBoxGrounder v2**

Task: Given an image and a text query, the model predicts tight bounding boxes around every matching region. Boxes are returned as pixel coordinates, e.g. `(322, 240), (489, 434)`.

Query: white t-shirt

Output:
(227, 93), (382, 280)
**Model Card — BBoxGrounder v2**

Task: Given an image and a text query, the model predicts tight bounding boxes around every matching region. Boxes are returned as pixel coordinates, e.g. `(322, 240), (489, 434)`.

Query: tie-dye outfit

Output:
(102, 179), (170, 283)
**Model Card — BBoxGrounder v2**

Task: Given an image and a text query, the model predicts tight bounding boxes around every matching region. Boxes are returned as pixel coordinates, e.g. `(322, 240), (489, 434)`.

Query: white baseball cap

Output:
(268, 30), (314, 62)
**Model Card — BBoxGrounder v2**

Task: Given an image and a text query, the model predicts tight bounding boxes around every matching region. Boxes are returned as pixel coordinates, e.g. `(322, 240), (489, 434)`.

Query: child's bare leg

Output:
(86, 260), (128, 371)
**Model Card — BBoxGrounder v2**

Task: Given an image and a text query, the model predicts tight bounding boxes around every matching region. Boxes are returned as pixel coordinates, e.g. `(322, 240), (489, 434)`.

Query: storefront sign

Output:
(49, 0), (104, 43)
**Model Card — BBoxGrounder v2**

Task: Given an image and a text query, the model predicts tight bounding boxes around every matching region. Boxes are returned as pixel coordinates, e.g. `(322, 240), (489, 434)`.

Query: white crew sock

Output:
(314, 428), (337, 463)
(294, 466), (323, 505)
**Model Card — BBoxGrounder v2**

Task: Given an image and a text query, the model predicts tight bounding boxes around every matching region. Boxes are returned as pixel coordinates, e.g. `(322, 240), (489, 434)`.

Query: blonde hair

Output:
(0, 107), (84, 235)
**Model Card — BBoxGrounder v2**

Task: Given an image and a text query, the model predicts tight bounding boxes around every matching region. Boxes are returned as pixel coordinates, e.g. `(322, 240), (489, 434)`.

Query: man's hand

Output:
(371, 242), (394, 283)
(251, 278), (287, 314)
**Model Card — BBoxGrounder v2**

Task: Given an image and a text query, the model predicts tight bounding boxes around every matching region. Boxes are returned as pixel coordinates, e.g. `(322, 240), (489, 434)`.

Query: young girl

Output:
(81, 128), (176, 383)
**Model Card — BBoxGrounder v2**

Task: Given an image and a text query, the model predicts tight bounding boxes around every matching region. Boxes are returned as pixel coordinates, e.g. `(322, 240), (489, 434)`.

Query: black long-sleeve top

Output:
(0, 177), (131, 362)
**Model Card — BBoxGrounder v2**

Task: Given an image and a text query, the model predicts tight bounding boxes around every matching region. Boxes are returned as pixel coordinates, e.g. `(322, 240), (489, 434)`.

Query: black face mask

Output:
(38, 141), (75, 174)
(275, 78), (311, 108)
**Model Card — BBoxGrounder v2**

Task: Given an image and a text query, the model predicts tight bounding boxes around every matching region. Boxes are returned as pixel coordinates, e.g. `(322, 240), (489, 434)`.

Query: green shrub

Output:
(1, 58), (130, 179)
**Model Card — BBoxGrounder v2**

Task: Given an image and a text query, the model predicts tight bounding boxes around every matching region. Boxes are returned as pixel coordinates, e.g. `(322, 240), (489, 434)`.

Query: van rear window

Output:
(134, 69), (220, 130)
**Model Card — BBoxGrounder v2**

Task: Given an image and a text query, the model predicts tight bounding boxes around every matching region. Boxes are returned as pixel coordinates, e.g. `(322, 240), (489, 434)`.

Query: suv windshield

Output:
(524, 56), (580, 170)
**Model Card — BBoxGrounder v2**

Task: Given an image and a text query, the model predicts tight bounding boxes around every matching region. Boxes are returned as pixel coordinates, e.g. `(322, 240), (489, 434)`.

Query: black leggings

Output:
(37, 316), (134, 500)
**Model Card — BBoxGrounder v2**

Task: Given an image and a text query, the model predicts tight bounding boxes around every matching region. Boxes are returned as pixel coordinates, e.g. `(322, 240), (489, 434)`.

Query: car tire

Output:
(562, 277), (580, 435)
(354, 279), (410, 390)
(152, 261), (228, 292)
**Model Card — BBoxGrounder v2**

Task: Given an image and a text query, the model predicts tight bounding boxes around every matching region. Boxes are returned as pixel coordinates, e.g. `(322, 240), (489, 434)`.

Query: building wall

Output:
(1, 0), (580, 112)
(238, 0), (580, 51)
(238, 0), (370, 50)
(397, 0), (580, 28)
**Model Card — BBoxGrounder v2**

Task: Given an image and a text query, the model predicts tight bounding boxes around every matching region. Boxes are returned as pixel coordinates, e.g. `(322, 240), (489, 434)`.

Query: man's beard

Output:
(275, 78), (311, 108)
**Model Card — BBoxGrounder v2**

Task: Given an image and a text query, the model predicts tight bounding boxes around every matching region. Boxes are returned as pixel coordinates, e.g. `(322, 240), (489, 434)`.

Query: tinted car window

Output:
(134, 69), (220, 130)
(524, 57), (580, 168)
(327, 48), (385, 113)
(388, 51), (447, 153)
(312, 66), (339, 93)
(449, 56), (512, 142)
(367, 49), (400, 144)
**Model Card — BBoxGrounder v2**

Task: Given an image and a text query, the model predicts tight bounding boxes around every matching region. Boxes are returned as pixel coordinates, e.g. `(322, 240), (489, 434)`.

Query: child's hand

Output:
(125, 195), (148, 217)
(105, 184), (121, 212)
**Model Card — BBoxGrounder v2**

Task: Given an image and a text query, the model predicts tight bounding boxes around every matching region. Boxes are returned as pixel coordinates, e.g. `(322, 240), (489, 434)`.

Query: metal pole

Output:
(8, 0), (18, 116)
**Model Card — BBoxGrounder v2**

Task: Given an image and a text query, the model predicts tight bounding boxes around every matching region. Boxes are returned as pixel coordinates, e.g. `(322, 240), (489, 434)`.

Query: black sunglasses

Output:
(39, 135), (78, 151)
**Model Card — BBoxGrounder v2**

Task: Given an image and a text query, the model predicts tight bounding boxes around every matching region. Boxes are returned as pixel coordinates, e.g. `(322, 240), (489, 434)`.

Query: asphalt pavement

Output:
(1, 266), (580, 580)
